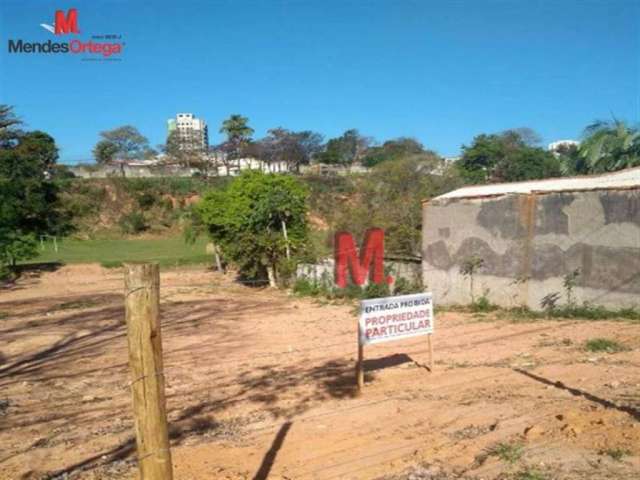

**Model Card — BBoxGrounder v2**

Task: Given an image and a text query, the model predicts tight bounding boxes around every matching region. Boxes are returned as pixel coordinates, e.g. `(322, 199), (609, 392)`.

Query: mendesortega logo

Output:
(8, 39), (122, 57)
(40, 8), (80, 35)
(7, 8), (124, 59)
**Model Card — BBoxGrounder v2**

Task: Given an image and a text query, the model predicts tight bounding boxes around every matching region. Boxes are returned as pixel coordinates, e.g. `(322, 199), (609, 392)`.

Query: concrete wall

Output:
(70, 162), (368, 179)
(300, 164), (370, 176)
(69, 159), (292, 178)
(422, 189), (640, 309)
(69, 165), (196, 178)
(297, 258), (422, 290)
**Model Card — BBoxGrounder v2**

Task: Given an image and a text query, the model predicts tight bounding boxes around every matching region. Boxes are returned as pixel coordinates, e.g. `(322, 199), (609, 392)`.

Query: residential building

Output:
(548, 139), (579, 156)
(167, 113), (209, 151)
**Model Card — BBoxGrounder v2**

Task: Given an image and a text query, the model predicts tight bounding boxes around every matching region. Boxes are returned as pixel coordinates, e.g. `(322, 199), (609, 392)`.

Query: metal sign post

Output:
(356, 323), (365, 390)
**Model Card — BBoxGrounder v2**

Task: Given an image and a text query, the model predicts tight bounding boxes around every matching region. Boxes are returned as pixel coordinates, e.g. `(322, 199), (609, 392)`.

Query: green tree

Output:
(331, 153), (460, 257)
(362, 138), (426, 167)
(142, 146), (158, 160)
(16, 131), (59, 171)
(493, 147), (561, 182)
(218, 114), (254, 175)
(93, 125), (150, 175)
(163, 129), (196, 170)
(93, 140), (119, 164)
(579, 120), (640, 173)
(196, 171), (308, 286)
(0, 107), (66, 275)
(0, 104), (22, 148)
(317, 129), (370, 166)
(252, 128), (323, 172)
(163, 128), (215, 177)
(220, 114), (254, 141)
(163, 130), (184, 163)
(457, 129), (561, 183)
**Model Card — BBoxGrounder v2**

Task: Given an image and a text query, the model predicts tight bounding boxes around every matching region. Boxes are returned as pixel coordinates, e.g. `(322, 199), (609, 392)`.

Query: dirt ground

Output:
(1, 265), (639, 480)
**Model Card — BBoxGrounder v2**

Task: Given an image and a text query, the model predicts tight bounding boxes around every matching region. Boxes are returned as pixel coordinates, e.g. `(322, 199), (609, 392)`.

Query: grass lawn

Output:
(23, 236), (212, 268)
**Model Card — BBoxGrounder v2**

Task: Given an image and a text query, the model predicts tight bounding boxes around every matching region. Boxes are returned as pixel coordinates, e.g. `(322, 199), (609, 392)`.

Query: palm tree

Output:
(579, 119), (640, 173)
(220, 114), (254, 141)
(219, 114), (254, 175)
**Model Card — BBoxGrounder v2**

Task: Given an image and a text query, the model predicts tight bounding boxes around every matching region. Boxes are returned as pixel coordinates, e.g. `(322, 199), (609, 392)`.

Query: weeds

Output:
(392, 276), (424, 295)
(487, 441), (524, 463)
(471, 295), (498, 313)
(292, 278), (329, 297)
(447, 301), (640, 324)
(445, 265), (638, 322)
(514, 468), (547, 480)
(101, 260), (123, 269)
(460, 255), (484, 303)
(563, 268), (581, 306)
(531, 269), (640, 322)
(601, 448), (630, 461)
(539, 292), (561, 311)
(55, 299), (102, 311)
(293, 276), (420, 301)
(584, 338), (627, 353)
(496, 304), (640, 323)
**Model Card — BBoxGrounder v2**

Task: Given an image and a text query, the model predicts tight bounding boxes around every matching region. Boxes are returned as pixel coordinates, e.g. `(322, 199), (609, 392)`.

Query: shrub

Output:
(276, 258), (299, 288)
(471, 295), (498, 313)
(292, 278), (323, 297)
(487, 441), (523, 463)
(601, 448), (630, 461)
(0, 264), (11, 281)
(392, 276), (423, 295)
(363, 281), (390, 299)
(460, 255), (484, 303)
(333, 283), (365, 300)
(136, 192), (156, 210)
(118, 212), (147, 234)
(196, 171), (308, 284)
(295, 280), (396, 300)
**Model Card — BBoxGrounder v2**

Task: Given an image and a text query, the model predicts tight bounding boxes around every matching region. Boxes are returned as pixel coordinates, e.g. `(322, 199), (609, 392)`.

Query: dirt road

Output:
(1, 265), (639, 479)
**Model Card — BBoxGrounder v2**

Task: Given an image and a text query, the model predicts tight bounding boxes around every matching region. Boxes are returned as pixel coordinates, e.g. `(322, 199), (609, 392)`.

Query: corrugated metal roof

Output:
(430, 167), (640, 202)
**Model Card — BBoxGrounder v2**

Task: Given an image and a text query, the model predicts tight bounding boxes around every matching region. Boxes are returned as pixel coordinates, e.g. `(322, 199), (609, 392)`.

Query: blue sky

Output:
(0, 0), (638, 164)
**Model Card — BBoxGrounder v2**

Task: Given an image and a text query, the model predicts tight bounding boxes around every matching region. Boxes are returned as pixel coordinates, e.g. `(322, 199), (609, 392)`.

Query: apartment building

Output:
(167, 113), (209, 151)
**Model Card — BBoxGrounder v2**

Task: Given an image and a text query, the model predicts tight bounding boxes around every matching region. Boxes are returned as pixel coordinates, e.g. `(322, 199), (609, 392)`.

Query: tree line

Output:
(0, 105), (72, 278)
(92, 114), (640, 182)
(2, 103), (640, 280)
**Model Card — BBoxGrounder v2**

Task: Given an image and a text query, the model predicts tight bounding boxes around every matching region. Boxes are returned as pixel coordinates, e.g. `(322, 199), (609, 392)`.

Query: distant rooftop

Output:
(547, 139), (579, 151)
(430, 167), (640, 202)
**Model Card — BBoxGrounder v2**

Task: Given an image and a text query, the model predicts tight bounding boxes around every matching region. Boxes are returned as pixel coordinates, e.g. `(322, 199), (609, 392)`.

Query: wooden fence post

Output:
(124, 262), (173, 480)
